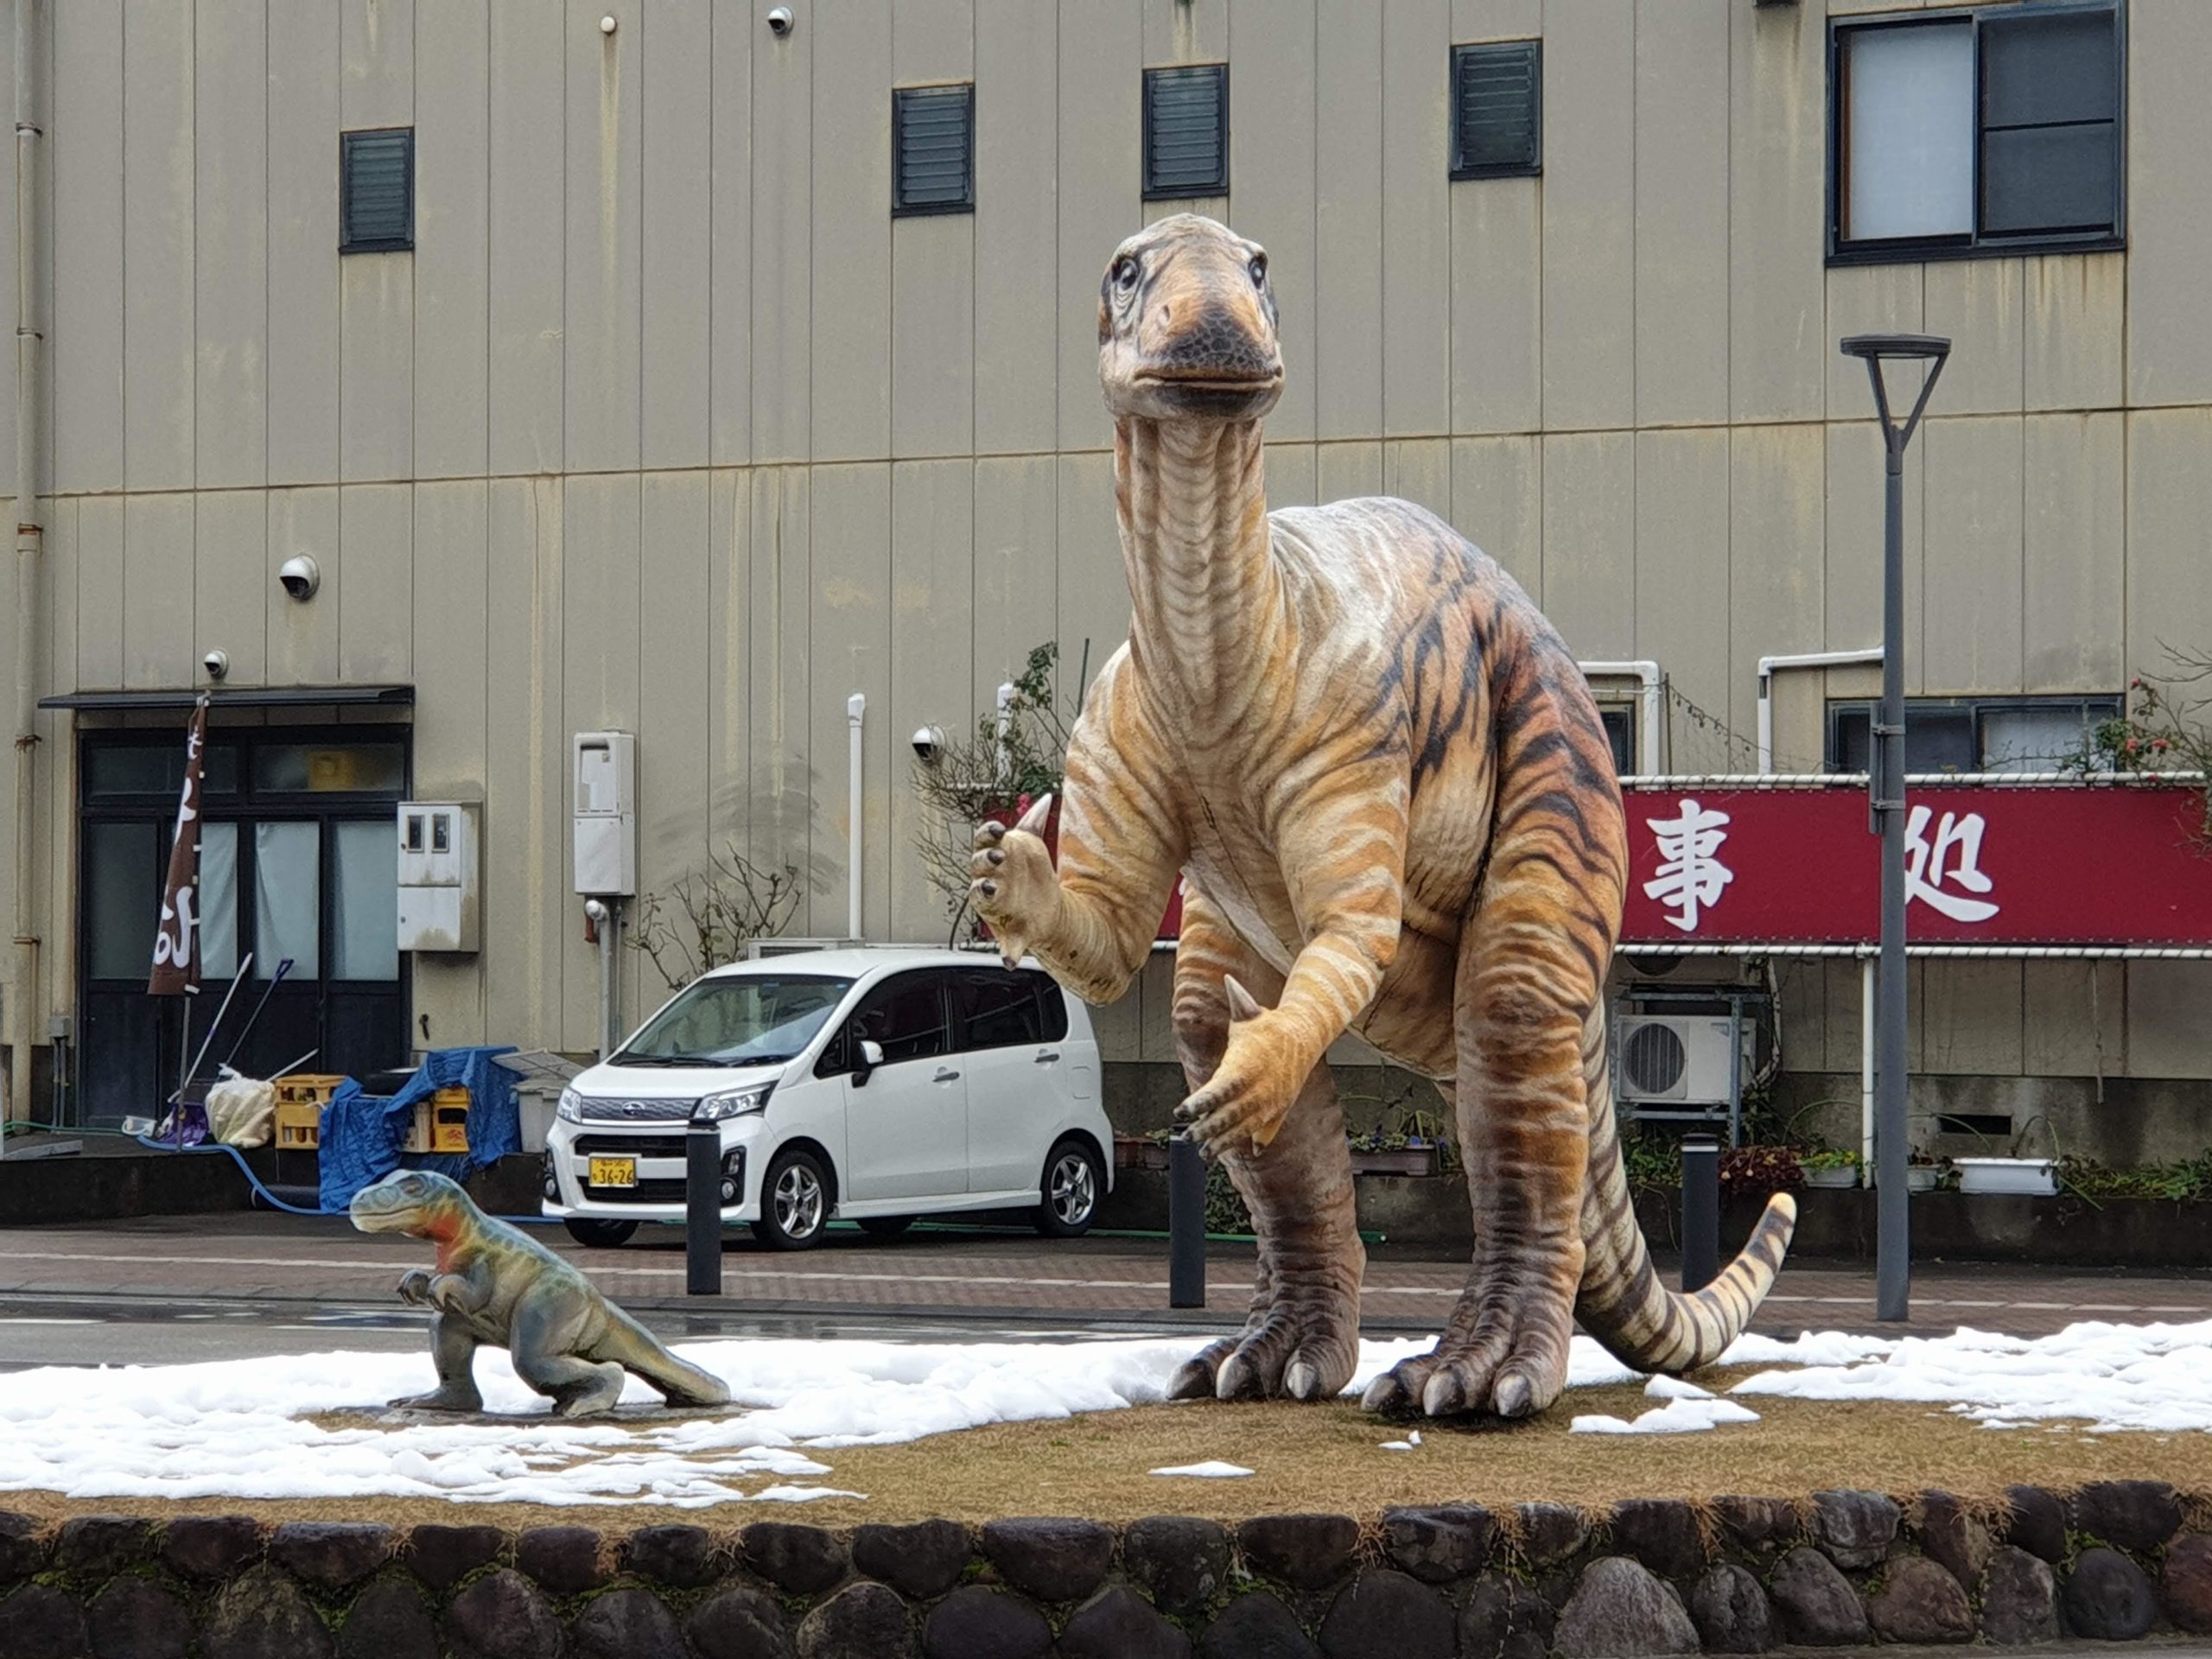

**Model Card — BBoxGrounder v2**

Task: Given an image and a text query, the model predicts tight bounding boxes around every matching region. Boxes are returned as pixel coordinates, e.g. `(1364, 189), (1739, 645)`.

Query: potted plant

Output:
(1955, 1114), (2059, 1196)
(1800, 1147), (1861, 1190)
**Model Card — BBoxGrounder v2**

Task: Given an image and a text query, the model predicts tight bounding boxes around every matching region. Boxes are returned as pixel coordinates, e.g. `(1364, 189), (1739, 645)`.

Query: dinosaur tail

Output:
(601, 1306), (732, 1408)
(1573, 1006), (1796, 1375)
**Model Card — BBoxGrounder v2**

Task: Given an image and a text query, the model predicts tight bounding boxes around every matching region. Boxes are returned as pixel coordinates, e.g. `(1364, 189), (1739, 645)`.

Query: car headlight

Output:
(556, 1087), (583, 1124)
(693, 1083), (773, 1122)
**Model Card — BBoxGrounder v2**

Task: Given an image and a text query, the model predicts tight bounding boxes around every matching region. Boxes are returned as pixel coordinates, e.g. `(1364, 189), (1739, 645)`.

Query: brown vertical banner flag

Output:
(149, 694), (211, 995)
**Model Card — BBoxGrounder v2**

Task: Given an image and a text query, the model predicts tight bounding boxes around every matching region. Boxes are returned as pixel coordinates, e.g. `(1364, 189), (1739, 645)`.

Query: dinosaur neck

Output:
(1113, 416), (1281, 716)
(416, 1208), (466, 1272)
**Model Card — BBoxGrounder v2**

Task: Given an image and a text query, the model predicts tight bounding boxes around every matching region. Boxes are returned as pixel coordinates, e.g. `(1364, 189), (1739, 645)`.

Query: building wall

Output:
(2, 0), (2207, 1106)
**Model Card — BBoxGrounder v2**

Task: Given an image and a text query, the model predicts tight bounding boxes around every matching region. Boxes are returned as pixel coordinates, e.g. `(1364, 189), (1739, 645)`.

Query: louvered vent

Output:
(1143, 64), (1228, 200)
(1451, 41), (1541, 180)
(893, 85), (975, 217)
(1620, 1020), (1688, 1098)
(340, 129), (414, 252)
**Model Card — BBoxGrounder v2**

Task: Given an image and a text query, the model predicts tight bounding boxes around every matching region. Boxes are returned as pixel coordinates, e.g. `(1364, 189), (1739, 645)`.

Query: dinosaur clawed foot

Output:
(1167, 1292), (1360, 1404)
(1360, 1291), (1573, 1420)
(386, 1383), (484, 1414)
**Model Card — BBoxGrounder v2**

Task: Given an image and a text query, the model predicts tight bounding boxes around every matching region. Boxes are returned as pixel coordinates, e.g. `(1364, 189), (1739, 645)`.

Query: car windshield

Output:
(614, 975), (853, 1067)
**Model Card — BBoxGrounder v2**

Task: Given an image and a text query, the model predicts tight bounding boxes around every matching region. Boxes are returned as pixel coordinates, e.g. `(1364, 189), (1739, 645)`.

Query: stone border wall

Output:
(3, 1480), (2207, 1657)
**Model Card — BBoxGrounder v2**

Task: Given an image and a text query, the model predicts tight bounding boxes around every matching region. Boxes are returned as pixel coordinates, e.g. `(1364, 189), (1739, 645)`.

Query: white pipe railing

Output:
(1577, 659), (1663, 774)
(846, 692), (866, 942)
(1756, 647), (1882, 773)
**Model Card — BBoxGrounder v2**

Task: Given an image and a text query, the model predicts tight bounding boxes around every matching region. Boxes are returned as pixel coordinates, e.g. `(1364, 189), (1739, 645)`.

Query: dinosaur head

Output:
(1097, 213), (1282, 423)
(349, 1168), (468, 1239)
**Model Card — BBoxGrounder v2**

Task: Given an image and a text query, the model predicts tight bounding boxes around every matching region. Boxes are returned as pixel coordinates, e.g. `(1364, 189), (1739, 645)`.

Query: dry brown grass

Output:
(3, 1370), (2203, 1532)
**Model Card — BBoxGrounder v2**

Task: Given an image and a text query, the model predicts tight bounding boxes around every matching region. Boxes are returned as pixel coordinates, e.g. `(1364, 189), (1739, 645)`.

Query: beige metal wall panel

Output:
(563, 0), (644, 474)
(2125, 2), (2212, 406)
(1090, 982), (1141, 1062)
(2023, 412), (2123, 694)
(636, 472), (714, 950)
(1631, 429), (1731, 745)
(746, 467), (817, 931)
(1775, 959), (1827, 1077)
(265, 487), (340, 686)
(1539, 429), (1633, 662)
(1055, 0), (1139, 451)
(1382, 439), (1452, 523)
(337, 483), (414, 683)
(51, 0), (124, 493)
(708, 469), (752, 851)
(1727, 0), (1823, 424)
(892, 0), (976, 462)
(39, 505), (80, 1016)
(413, 0), (492, 481)
(121, 493), (194, 690)
(1449, 176), (1541, 436)
(750, 13), (812, 463)
(1921, 416), (2024, 696)
(1921, 961), (2024, 1077)
(1825, 266), (1924, 425)
(487, 0), (567, 477)
(1381, 0), (1452, 438)
(709, 8), (754, 467)
(1316, 441), (1382, 506)
(974, 0), (1060, 456)
(1452, 0), (1541, 38)
(1922, 259), (2024, 417)
(339, 253), (416, 483)
(1145, 0), (1227, 66)
(1136, 953), (1177, 1064)
(192, 0), (267, 491)
(1313, 0), (1383, 442)
(1539, 0), (1633, 435)
(810, 463), (893, 942)
(340, 0), (411, 126)
(973, 454), (1060, 714)
(483, 477), (566, 1052)
(1633, 0), (1729, 430)
(810, 0), (892, 462)
(1264, 442), (1317, 511)
(410, 480), (490, 794)
(640, 0), (712, 473)
(266, 2), (340, 485)
(75, 498), (124, 691)
(2124, 408), (2212, 685)
(122, 0), (195, 493)
(891, 460), (977, 942)
(2023, 960), (2113, 1080)
(2123, 962), (2212, 1080)
(1727, 424), (1825, 743)
(1820, 960), (1864, 1081)
(1822, 417), (1916, 682)
(1228, 0), (1316, 445)
(1055, 451), (1128, 704)
(2024, 255), (2123, 414)
(193, 493), (267, 689)
(1450, 434), (1541, 603)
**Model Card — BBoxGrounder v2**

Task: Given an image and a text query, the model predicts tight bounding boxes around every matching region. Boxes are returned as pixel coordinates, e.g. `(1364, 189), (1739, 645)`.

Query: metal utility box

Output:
(396, 802), (481, 953)
(572, 731), (638, 896)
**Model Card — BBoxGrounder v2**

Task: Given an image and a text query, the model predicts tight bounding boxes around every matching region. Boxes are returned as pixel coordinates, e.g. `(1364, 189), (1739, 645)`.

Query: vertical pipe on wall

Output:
(1860, 954), (1877, 1185)
(846, 694), (865, 942)
(9, 0), (43, 1127)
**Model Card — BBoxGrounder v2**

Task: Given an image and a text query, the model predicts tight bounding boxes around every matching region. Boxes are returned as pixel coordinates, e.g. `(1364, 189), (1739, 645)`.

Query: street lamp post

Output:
(1840, 333), (1949, 1325)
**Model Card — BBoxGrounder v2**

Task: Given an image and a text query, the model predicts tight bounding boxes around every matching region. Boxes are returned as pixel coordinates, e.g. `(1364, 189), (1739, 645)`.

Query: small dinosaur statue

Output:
(972, 214), (1796, 1420)
(349, 1170), (730, 1418)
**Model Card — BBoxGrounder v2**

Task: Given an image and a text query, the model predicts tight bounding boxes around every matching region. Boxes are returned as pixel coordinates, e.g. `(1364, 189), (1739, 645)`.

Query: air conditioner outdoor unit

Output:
(1613, 1014), (1739, 1107)
(741, 938), (861, 960)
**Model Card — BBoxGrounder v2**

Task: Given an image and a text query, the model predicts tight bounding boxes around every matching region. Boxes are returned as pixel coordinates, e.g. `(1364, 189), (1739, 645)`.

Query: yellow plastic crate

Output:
(401, 1085), (471, 1155)
(272, 1074), (345, 1150)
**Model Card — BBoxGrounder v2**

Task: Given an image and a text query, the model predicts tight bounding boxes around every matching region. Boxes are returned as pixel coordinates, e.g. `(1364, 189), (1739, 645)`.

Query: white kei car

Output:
(542, 948), (1113, 1250)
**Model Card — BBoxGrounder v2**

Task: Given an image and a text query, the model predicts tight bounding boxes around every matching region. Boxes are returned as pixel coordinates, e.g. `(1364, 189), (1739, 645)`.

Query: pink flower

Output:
(2124, 738), (2140, 754)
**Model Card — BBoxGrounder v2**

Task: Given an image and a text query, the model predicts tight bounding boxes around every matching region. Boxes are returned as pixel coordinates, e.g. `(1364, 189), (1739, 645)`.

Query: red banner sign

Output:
(1619, 783), (2212, 949)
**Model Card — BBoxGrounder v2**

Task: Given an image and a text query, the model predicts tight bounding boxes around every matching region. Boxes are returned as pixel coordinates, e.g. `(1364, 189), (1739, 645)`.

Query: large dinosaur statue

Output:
(972, 214), (1796, 1420)
(350, 1170), (729, 1418)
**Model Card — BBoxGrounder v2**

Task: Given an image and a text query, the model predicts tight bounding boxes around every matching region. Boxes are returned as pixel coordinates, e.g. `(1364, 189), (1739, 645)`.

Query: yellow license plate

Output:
(588, 1156), (637, 1189)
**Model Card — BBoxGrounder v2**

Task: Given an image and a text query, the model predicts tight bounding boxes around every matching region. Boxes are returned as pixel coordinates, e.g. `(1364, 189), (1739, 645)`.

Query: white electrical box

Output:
(572, 731), (638, 896)
(1613, 1014), (1744, 1108)
(396, 802), (481, 953)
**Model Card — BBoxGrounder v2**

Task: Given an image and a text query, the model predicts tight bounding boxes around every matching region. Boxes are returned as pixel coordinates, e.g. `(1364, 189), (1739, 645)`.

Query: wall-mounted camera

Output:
(277, 554), (321, 602)
(766, 6), (794, 36)
(202, 649), (230, 682)
(911, 725), (945, 763)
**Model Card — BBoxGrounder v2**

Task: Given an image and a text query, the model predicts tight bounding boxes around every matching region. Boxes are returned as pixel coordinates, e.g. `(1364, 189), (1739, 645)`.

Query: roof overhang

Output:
(37, 684), (414, 713)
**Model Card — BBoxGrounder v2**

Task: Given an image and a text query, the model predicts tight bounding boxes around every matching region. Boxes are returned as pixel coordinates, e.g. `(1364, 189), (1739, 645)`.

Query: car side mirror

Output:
(854, 1039), (885, 1084)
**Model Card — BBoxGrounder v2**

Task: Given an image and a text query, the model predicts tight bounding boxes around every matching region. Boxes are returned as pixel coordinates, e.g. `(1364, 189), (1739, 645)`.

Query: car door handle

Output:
(1033, 1051), (1061, 1065)
(933, 1067), (961, 1083)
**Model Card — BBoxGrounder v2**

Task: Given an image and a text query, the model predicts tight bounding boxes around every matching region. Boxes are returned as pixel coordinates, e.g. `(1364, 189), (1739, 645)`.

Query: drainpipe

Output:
(846, 693), (865, 943)
(994, 680), (1015, 784)
(1576, 661), (1662, 775)
(1860, 955), (1877, 1188)
(1757, 648), (1882, 774)
(9, 0), (42, 1127)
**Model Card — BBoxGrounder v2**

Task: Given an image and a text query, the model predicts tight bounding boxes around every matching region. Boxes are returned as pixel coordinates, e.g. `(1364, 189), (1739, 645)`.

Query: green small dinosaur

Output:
(349, 1169), (730, 1418)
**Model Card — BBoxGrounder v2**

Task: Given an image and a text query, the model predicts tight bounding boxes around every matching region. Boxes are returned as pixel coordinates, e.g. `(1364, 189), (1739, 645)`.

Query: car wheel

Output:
(563, 1217), (639, 1249)
(1034, 1137), (1102, 1238)
(856, 1214), (916, 1239)
(751, 1147), (832, 1250)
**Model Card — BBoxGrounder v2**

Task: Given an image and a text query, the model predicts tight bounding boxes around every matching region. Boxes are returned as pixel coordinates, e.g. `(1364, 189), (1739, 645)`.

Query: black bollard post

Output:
(1681, 1135), (1719, 1293)
(1168, 1132), (1206, 1309)
(686, 1123), (722, 1296)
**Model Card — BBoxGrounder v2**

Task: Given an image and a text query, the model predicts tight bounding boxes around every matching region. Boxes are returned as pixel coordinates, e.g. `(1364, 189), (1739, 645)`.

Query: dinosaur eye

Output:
(1113, 256), (1140, 295)
(1248, 253), (1267, 287)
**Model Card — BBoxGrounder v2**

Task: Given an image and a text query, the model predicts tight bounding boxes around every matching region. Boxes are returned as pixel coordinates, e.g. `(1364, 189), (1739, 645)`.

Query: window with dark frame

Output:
(1143, 64), (1228, 200)
(1450, 40), (1541, 180)
(1826, 695), (2121, 774)
(893, 84), (975, 218)
(1830, 1), (2122, 264)
(1599, 707), (1637, 779)
(340, 128), (414, 253)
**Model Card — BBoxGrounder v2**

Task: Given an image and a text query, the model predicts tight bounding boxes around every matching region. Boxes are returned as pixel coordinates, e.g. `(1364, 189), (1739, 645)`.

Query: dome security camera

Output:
(912, 725), (945, 762)
(203, 649), (230, 682)
(766, 6), (794, 35)
(277, 554), (321, 602)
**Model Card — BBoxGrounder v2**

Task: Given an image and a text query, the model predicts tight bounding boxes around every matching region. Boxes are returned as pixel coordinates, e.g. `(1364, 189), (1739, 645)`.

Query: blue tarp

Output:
(316, 1045), (521, 1214)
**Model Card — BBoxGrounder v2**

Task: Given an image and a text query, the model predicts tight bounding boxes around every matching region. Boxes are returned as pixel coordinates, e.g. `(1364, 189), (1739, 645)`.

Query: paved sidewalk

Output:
(0, 1213), (2202, 1338)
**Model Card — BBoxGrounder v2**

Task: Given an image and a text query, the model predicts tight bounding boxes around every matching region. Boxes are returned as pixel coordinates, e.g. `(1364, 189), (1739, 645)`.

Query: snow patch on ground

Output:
(1149, 1461), (1254, 1478)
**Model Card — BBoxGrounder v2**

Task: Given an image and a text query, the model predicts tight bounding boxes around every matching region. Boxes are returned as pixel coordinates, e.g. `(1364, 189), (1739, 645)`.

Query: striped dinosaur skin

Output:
(350, 1170), (730, 1418)
(972, 214), (1796, 1418)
